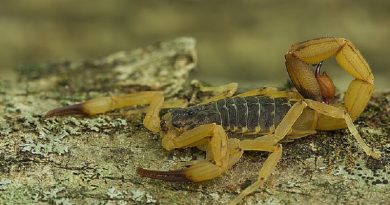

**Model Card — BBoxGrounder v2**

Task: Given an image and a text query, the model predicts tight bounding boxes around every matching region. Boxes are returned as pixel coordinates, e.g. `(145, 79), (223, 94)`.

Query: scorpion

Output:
(45, 37), (381, 204)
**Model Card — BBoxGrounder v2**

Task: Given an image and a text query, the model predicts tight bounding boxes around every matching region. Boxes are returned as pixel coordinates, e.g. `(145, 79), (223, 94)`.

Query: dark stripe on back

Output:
(274, 98), (291, 126)
(258, 96), (274, 133)
(234, 97), (248, 132)
(216, 99), (229, 129)
(245, 96), (260, 132)
(226, 98), (237, 131)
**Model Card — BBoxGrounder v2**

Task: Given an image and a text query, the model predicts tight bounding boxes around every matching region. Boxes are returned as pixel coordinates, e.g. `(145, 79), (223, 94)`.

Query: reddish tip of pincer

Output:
(44, 103), (85, 118)
(136, 167), (190, 182)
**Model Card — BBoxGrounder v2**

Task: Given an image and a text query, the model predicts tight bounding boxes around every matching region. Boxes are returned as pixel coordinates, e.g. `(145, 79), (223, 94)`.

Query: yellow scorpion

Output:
(45, 37), (381, 204)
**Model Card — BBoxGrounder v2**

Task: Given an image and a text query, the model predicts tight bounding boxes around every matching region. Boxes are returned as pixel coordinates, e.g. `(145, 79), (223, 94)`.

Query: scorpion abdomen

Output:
(169, 95), (295, 135)
(210, 96), (294, 134)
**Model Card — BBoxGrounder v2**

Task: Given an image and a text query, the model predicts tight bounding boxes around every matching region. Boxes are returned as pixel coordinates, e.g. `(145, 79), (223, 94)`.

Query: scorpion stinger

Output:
(286, 37), (374, 122)
(314, 61), (336, 104)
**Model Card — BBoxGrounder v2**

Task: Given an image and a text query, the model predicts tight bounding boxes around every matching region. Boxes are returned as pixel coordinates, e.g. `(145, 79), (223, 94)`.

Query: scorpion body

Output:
(45, 37), (381, 204)
(168, 96), (296, 135)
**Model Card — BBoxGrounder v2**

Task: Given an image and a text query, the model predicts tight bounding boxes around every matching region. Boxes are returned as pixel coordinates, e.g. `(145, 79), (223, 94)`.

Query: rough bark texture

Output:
(0, 38), (388, 205)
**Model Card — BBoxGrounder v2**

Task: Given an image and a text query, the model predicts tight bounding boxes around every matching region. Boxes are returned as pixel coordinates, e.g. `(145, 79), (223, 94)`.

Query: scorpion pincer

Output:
(45, 37), (381, 204)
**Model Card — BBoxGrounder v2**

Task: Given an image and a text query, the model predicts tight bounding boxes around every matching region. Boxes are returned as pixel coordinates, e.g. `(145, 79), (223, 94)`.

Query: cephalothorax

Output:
(45, 37), (381, 204)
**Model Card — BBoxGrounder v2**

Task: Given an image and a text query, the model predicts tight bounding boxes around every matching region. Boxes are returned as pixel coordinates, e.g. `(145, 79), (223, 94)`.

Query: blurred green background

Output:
(0, 0), (389, 90)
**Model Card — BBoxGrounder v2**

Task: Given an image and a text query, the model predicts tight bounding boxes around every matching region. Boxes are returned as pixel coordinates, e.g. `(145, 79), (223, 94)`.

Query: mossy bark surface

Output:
(0, 38), (388, 205)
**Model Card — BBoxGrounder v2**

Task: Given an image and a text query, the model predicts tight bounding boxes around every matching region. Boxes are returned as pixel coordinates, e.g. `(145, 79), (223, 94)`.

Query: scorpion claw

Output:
(44, 103), (86, 118)
(286, 53), (336, 104)
(136, 167), (190, 182)
(138, 161), (225, 183)
(285, 53), (323, 102)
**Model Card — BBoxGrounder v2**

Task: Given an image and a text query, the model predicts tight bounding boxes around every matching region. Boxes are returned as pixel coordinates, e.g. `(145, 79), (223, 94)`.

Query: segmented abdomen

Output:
(212, 96), (293, 134)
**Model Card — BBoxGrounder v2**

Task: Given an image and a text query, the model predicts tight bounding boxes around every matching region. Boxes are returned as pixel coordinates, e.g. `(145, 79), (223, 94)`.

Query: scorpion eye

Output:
(187, 110), (195, 116)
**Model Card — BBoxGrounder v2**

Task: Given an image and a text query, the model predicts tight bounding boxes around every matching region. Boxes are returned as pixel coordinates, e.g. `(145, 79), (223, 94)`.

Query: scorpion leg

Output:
(139, 125), (244, 182)
(45, 91), (164, 133)
(161, 98), (188, 109)
(260, 99), (380, 159)
(237, 87), (302, 100)
(229, 143), (282, 205)
(260, 100), (308, 143)
(195, 82), (301, 105)
(229, 101), (309, 204)
(121, 97), (187, 116)
(197, 82), (238, 104)
(230, 95), (380, 203)
(161, 124), (230, 181)
(304, 99), (381, 159)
